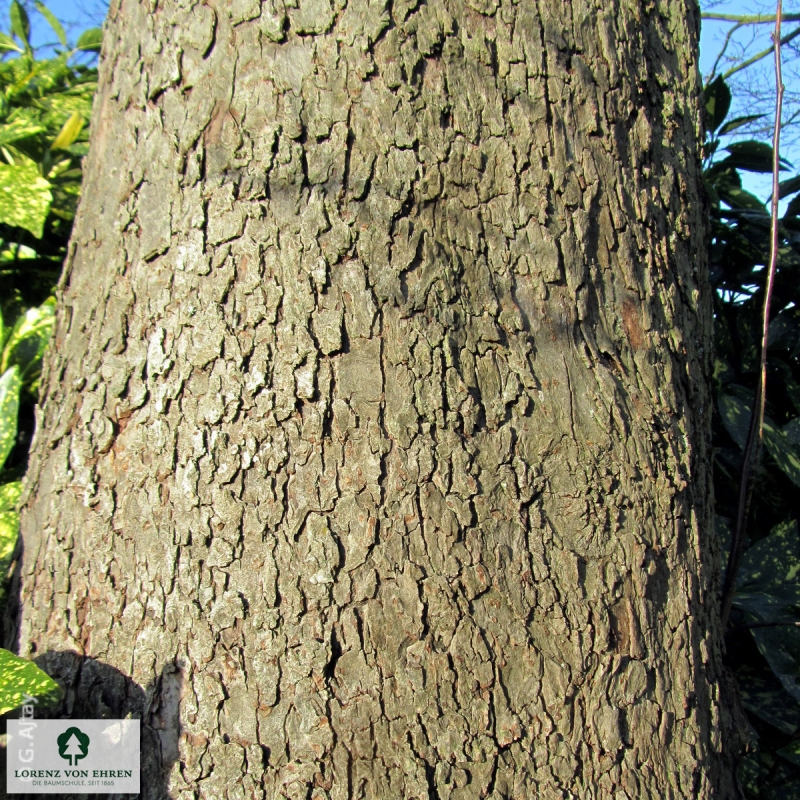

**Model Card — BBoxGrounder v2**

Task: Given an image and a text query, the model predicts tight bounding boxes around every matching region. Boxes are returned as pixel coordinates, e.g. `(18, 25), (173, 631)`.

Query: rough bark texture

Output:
(8, 0), (739, 797)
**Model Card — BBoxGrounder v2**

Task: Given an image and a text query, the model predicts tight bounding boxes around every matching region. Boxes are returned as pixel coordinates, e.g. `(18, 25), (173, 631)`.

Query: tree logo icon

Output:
(57, 727), (90, 766)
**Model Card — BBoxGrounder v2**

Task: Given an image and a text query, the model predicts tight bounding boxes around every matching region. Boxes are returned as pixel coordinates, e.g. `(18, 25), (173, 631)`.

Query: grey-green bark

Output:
(8, 0), (740, 797)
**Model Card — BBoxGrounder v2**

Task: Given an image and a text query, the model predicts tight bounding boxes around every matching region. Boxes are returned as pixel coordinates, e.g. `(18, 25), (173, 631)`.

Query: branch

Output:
(730, 621), (800, 631)
(721, 25), (800, 81)
(721, 1), (785, 629)
(703, 13), (800, 23)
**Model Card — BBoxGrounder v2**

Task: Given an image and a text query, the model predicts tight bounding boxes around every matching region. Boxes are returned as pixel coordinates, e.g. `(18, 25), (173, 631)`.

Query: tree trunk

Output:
(8, 0), (741, 796)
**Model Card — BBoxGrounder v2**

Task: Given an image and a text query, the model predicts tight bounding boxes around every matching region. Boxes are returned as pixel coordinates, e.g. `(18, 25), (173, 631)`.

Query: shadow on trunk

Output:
(2, 545), (181, 800)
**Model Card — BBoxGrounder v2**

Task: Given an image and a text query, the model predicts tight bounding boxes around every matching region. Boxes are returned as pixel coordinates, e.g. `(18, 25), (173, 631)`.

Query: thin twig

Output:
(707, 21), (745, 83)
(721, 26), (800, 82)
(721, 0), (785, 629)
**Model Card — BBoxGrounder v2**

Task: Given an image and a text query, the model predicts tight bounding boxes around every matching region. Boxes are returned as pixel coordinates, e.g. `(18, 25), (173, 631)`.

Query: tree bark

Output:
(9, 0), (740, 797)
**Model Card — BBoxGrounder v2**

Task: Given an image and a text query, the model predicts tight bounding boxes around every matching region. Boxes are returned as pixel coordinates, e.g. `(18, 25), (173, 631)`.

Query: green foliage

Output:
(782, 741), (800, 769)
(0, 159), (52, 237)
(0, 298), (55, 620)
(0, 330), (54, 711)
(705, 75), (800, 796)
(0, 479), (21, 561)
(9, 2), (30, 53)
(705, 75), (732, 133)
(75, 27), (102, 53)
(0, 2), (97, 313)
(0, 5), (87, 715)
(735, 521), (800, 702)
(2, 297), (54, 383)
(0, 363), (19, 467)
(0, 0), (95, 519)
(0, 300), (54, 621)
(721, 140), (792, 174)
(719, 390), (800, 487)
(0, 646), (60, 714)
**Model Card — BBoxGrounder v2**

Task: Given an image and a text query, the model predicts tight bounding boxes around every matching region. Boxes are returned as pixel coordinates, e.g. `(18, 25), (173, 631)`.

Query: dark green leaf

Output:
(769, 312), (800, 349)
(751, 624), (800, 703)
(704, 76), (732, 133)
(733, 590), (800, 622)
(721, 140), (790, 174)
(75, 28), (103, 52)
(718, 113), (767, 136)
(719, 390), (752, 449)
(737, 520), (800, 604)
(737, 660), (800, 734)
(713, 358), (735, 386)
(737, 754), (769, 796)
(779, 740), (800, 769)
(766, 779), (800, 800)
(780, 174), (800, 200)
(705, 161), (742, 189)
(786, 418), (800, 448)
(717, 390), (800, 486)
(786, 194), (800, 219)
(715, 515), (732, 555)
(718, 185), (769, 212)
(34, 1), (66, 47)
(764, 421), (800, 488)
(704, 176), (720, 207)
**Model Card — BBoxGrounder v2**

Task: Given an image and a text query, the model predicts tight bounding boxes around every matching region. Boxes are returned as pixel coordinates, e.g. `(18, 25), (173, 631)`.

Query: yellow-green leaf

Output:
(0, 118), (47, 148)
(0, 480), (21, 514)
(0, 509), (18, 561)
(50, 111), (83, 150)
(0, 648), (60, 716)
(0, 366), (20, 471)
(0, 161), (52, 238)
(0, 31), (23, 52)
(1, 299), (55, 380)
